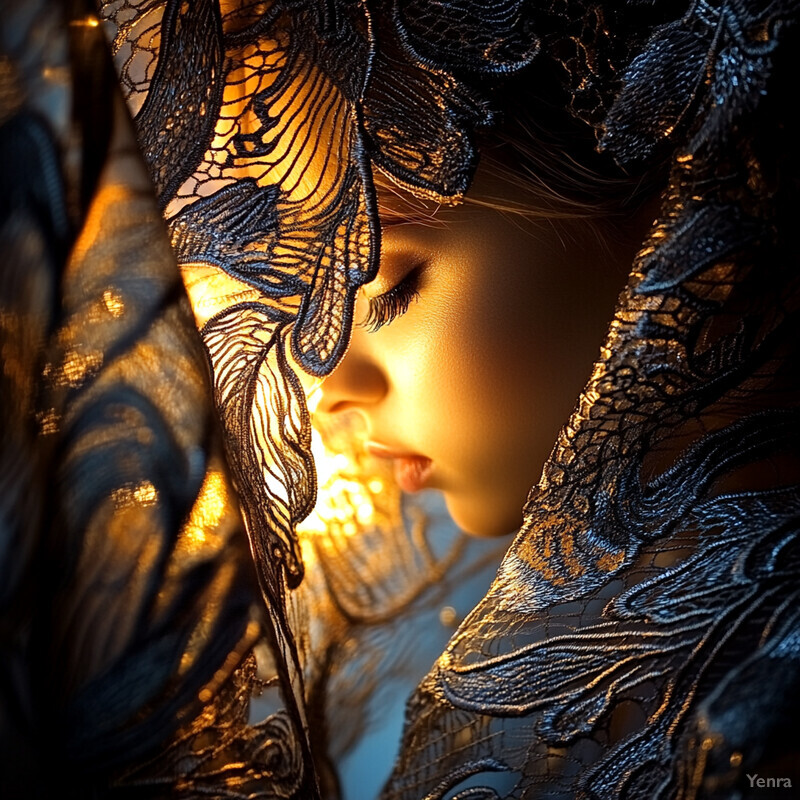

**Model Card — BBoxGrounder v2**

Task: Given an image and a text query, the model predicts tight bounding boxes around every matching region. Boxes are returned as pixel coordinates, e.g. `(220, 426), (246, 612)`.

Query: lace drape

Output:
(2, 1), (798, 798)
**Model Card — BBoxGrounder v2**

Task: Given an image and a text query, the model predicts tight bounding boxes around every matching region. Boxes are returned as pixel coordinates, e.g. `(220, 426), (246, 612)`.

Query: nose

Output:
(316, 342), (388, 415)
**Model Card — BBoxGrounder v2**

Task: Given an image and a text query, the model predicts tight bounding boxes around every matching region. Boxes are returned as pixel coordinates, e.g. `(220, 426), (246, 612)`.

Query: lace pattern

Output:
(3, 1), (799, 797)
(384, 2), (800, 798)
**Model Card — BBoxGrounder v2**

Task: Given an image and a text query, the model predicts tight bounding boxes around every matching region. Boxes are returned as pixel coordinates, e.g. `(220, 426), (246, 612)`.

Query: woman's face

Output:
(318, 167), (635, 536)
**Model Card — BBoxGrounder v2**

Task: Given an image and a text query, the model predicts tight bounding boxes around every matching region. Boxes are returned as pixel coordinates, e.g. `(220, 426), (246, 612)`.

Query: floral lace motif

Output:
(4, 0), (795, 797)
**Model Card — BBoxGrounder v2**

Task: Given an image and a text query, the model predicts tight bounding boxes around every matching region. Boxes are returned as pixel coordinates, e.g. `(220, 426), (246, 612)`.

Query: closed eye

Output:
(359, 266), (422, 332)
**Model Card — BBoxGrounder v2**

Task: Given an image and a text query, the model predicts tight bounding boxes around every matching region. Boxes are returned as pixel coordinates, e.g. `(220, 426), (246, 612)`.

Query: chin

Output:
(444, 493), (521, 538)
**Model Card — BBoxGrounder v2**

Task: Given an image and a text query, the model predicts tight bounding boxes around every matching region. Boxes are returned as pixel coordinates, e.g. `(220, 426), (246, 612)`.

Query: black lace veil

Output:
(2, 1), (799, 798)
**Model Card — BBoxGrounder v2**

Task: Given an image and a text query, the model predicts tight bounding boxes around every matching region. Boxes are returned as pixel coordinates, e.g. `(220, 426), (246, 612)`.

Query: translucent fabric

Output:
(2, 1), (799, 798)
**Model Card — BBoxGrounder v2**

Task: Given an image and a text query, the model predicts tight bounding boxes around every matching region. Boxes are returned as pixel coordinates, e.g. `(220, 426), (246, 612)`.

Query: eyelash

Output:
(360, 268), (421, 332)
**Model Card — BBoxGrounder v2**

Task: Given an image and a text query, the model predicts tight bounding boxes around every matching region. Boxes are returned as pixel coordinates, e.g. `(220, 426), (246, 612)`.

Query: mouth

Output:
(366, 441), (433, 493)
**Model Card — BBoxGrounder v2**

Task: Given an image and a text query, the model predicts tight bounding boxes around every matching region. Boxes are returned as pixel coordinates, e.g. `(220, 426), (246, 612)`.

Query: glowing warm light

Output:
(112, 480), (158, 508)
(180, 262), (262, 329)
(167, 17), (336, 216)
(70, 15), (99, 27)
(306, 383), (323, 413)
(296, 411), (399, 548)
(37, 408), (59, 435)
(59, 348), (103, 386)
(102, 288), (125, 317)
(181, 470), (228, 551)
(134, 482), (157, 504)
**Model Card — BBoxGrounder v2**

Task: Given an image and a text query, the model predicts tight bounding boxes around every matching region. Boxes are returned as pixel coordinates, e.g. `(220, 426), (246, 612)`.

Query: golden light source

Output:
(70, 16), (100, 28)
(296, 403), (401, 562)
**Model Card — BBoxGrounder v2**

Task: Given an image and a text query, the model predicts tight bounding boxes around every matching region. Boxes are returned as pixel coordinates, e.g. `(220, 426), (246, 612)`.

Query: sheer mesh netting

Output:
(2, 0), (799, 798)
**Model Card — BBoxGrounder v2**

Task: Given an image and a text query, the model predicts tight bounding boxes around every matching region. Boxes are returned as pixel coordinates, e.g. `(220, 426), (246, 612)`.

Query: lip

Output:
(366, 441), (433, 493)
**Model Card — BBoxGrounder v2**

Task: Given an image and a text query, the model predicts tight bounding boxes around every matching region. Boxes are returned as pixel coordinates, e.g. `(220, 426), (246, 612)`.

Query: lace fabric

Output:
(2, 1), (799, 798)
(1, 1), (265, 792)
(384, 4), (800, 798)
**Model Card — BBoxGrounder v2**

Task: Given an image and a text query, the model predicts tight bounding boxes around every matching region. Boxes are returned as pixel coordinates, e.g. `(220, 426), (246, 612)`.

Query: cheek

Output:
(405, 243), (545, 474)
(368, 216), (621, 536)
(426, 226), (610, 479)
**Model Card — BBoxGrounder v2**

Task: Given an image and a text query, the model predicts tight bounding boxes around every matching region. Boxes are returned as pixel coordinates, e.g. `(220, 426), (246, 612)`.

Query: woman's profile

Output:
(318, 103), (656, 538)
(1, 1), (798, 798)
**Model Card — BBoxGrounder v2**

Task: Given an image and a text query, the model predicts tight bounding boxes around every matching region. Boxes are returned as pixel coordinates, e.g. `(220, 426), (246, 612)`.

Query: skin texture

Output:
(318, 167), (643, 536)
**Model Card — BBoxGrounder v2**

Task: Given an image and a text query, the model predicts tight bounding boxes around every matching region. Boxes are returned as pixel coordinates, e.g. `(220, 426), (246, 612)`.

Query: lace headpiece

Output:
(2, 0), (798, 797)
